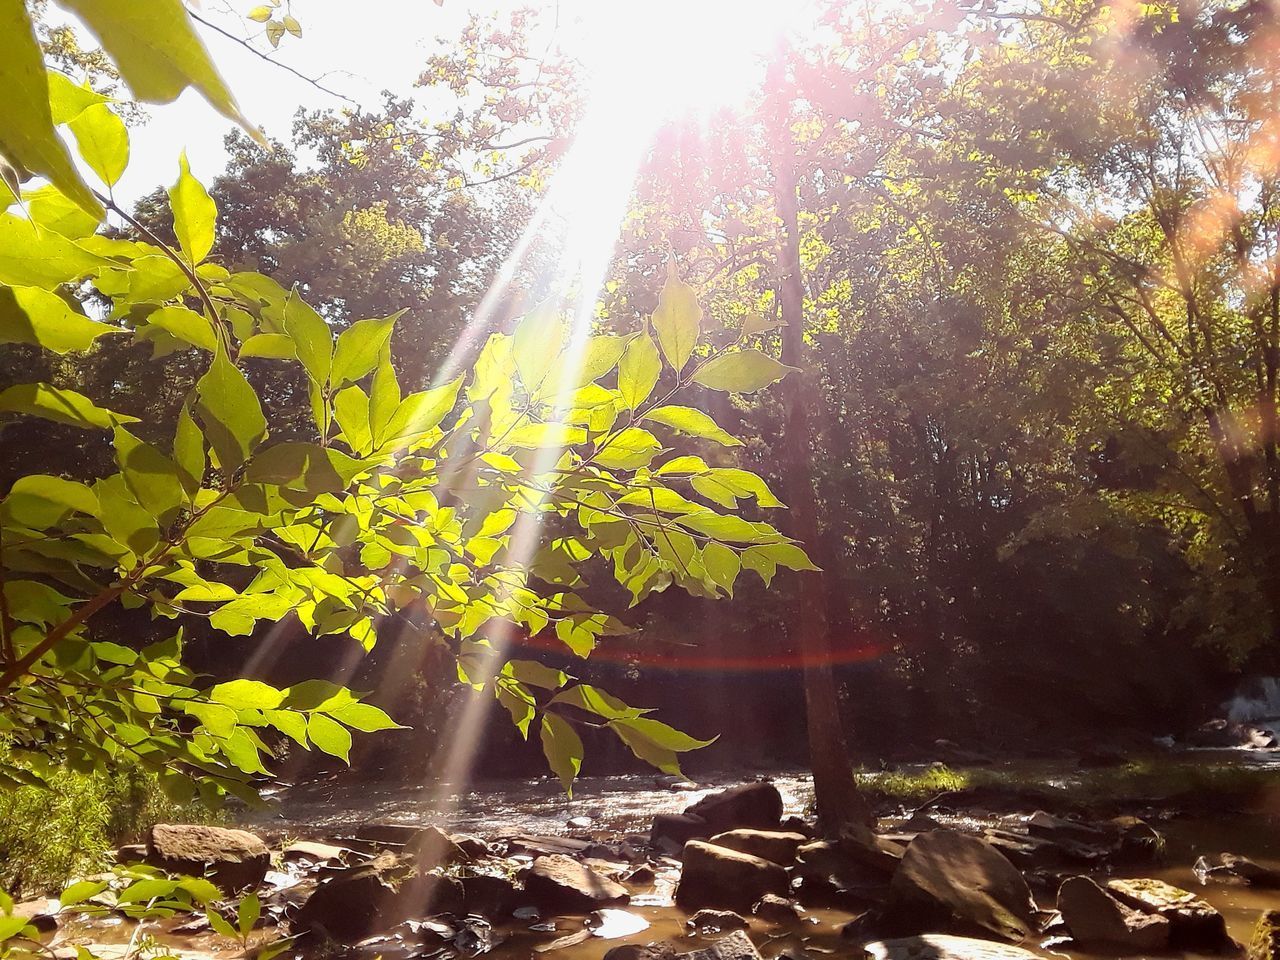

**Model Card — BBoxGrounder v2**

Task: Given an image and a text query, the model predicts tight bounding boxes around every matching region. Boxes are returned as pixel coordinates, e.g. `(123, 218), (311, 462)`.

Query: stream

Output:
(56, 753), (1280, 960)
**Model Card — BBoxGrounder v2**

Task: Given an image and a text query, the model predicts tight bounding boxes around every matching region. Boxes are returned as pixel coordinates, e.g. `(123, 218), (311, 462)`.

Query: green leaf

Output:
(168, 152), (217, 264)
(651, 266), (702, 373)
(58, 0), (258, 141)
(644, 405), (741, 446)
(0, 286), (117, 354)
(702, 542), (741, 593)
(237, 892), (260, 937)
(239, 333), (296, 359)
(327, 701), (403, 732)
(195, 348), (267, 470)
(47, 71), (108, 125)
(496, 681), (535, 739)
(539, 712), (583, 795)
(594, 427), (662, 470)
(58, 879), (109, 908)
(284, 288), (333, 386)
(574, 335), (630, 388)
(206, 908), (238, 940)
(513, 302), (565, 394)
(173, 404), (205, 493)
(608, 716), (715, 775)
(307, 712), (352, 762)
(221, 727), (268, 774)
(503, 659), (568, 690)
(68, 102), (129, 187)
(183, 700), (238, 738)
(114, 426), (185, 523)
(692, 468), (785, 509)
(618, 333), (661, 410)
(692, 349), (798, 393)
(146, 305), (217, 352)
(27, 185), (99, 238)
(331, 313), (400, 386)
(209, 678), (285, 710)
(244, 442), (363, 493)
(0, 383), (135, 429)
(744, 541), (819, 572)
(176, 878), (220, 906)
(0, 8), (102, 217)
(550, 684), (646, 719)
(0, 214), (111, 287)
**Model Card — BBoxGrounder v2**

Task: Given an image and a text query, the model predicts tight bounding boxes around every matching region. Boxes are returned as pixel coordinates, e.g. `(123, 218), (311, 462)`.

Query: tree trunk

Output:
(770, 59), (874, 832)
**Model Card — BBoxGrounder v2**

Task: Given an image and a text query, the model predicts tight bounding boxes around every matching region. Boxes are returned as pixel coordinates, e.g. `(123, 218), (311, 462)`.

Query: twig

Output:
(186, 8), (359, 106)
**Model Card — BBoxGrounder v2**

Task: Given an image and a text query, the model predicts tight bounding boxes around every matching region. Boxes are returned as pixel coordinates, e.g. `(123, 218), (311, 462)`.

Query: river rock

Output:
(684, 783), (783, 833)
(709, 830), (807, 866)
(652, 813), (711, 851)
(688, 908), (749, 931)
(147, 824), (270, 892)
(1106, 877), (1232, 951)
(753, 893), (801, 923)
(1025, 811), (1107, 846)
(460, 873), (519, 917)
(1248, 909), (1280, 960)
(523, 854), (628, 912)
(1057, 876), (1170, 952)
(793, 839), (893, 907)
(885, 830), (1038, 941)
(1110, 816), (1164, 864)
(283, 840), (350, 865)
(295, 855), (463, 942)
(682, 930), (763, 960)
(675, 841), (789, 911)
(408, 825), (468, 869)
(1197, 853), (1280, 888)
(604, 943), (678, 960)
(864, 935), (1041, 960)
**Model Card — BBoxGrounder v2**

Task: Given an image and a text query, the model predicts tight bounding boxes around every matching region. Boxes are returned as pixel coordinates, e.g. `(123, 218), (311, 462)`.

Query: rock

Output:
(460, 873), (519, 917)
(1196, 853), (1280, 888)
(407, 825), (467, 869)
(294, 856), (463, 942)
(708, 830), (807, 866)
(295, 864), (399, 942)
(902, 812), (943, 832)
(623, 864), (656, 885)
(147, 823), (270, 892)
(688, 909), (749, 931)
(1110, 816), (1164, 864)
(779, 816), (818, 838)
(1025, 811), (1107, 846)
(675, 841), (789, 911)
(283, 840), (350, 865)
(652, 813), (711, 850)
(863, 935), (1041, 960)
(604, 943), (678, 960)
(567, 816), (594, 829)
(113, 843), (147, 864)
(752, 894), (801, 923)
(682, 930), (763, 960)
(1248, 909), (1280, 960)
(1057, 876), (1170, 952)
(14, 899), (59, 934)
(453, 834), (491, 858)
(684, 783), (783, 833)
(885, 830), (1037, 941)
(1106, 877), (1233, 951)
(523, 854), (628, 913)
(793, 840), (894, 905)
(838, 825), (908, 872)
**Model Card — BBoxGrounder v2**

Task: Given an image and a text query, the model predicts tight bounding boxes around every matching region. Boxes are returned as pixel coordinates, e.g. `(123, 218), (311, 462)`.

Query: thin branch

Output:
(186, 8), (359, 107)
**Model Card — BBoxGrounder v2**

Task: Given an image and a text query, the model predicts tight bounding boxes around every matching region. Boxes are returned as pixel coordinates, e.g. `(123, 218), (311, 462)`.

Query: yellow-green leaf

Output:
(651, 266), (702, 373)
(68, 102), (129, 188)
(168, 152), (216, 265)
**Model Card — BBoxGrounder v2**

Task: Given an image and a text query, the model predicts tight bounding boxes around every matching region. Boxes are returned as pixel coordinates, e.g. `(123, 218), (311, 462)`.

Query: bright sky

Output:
(114, 0), (513, 205)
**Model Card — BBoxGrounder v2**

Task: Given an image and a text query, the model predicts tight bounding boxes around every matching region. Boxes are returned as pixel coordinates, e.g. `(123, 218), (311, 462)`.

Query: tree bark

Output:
(769, 52), (874, 833)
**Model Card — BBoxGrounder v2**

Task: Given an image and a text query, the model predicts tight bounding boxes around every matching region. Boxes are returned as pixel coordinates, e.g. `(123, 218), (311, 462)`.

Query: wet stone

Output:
(687, 908), (749, 931)
(682, 929), (764, 960)
(674, 840), (789, 912)
(523, 854), (629, 913)
(147, 823), (270, 892)
(1057, 875), (1170, 952)
(1106, 877), (1233, 951)
(709, 829), (807, 866)
(864, 935), (1042, 960)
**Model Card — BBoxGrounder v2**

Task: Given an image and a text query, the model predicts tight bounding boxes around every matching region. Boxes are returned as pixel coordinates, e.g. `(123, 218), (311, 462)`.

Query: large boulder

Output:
(685, 783), (783, 833)
(864, 936), (1041, 960)
(793, 839), (893, 908)
(1057, 876), (1170, 952)
(675, 840), (789, 911)
(522, 854), (628, 913)
(708, 830), (807, 866)
(147, 824), (269, 892)
(1106, 877), (1233, 951)
(885, 830), (1038, 941)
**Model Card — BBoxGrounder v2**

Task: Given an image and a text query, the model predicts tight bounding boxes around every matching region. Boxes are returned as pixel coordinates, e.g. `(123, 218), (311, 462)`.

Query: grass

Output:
(0, 759), (218, 897)
(854, 757), (1280, 812)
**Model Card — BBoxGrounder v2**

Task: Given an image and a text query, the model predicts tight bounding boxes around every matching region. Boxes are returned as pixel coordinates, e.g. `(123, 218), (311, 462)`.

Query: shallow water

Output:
(63, 754), (1280, 959)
